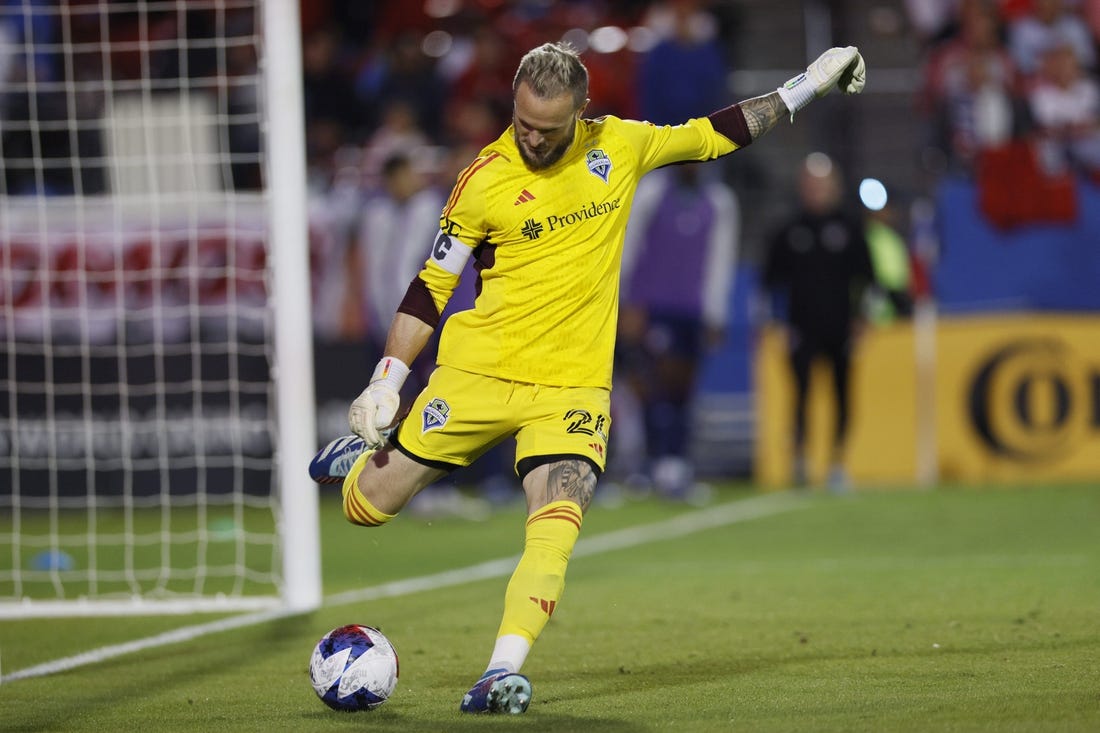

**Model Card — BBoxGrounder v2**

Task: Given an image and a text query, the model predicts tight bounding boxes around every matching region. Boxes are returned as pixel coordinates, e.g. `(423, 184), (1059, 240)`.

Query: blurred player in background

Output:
(311, 42), (866, 714)
(762, 152), (875, 491)
(618, 162), (739, 500)
(352, 152), (443, 349)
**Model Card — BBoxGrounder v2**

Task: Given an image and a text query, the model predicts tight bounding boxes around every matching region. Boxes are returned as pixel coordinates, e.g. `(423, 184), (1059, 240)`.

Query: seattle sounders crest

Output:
(585, 148), (612, 183)
(421, 397), (450, 433)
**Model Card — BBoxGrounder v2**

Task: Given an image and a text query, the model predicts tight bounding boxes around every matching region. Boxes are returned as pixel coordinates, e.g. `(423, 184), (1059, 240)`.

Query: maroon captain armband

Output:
(708, 103), (752, 148)
(396, 276), (441, 329)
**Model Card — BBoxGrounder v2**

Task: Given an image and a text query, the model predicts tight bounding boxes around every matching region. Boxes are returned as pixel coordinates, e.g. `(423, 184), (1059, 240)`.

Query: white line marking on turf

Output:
(0, 607), (294, 684)
(0, 492), (803, 684)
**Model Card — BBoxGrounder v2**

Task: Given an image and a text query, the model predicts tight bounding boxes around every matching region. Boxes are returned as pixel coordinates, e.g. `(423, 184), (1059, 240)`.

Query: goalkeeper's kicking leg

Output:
(311, 441), (592, 714)
(459, 456), (594, 715)
(309, 367), (604, 716)
(309, 439), (593, 715)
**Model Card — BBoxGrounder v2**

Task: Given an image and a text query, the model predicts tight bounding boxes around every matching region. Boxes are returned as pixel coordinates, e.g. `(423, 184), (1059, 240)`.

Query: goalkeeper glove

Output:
(776, 46), (866, 119)
(348, 356), (410, 448)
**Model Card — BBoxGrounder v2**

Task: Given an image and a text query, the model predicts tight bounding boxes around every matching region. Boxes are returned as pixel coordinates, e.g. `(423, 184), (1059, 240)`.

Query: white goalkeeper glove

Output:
(776, 46), (866, 119)
(348, 356), (410, 448)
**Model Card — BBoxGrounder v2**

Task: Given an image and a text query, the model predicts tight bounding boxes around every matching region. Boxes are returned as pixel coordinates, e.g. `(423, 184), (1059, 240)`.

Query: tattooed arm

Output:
(708, 46), (866, 147)
(707, 91), (789, 147)
(739, 92), (789, 141)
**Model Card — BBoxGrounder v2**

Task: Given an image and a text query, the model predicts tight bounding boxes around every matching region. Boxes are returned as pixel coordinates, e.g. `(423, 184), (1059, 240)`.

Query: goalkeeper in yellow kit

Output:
(310, 41), (865, 714)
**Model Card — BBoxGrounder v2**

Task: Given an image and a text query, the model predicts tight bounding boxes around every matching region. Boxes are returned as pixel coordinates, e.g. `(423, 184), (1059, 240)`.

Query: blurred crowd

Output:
(300, 1), (732, 192)
(913, 0), (1100, 180)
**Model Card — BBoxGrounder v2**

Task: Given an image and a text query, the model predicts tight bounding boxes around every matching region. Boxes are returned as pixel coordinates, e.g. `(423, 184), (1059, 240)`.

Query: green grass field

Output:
(2, 483), (1098, 732)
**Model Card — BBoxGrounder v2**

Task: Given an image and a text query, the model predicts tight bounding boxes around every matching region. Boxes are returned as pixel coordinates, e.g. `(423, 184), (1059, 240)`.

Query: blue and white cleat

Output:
(459, 668), (532, 714)
(308, 434), (369, 485)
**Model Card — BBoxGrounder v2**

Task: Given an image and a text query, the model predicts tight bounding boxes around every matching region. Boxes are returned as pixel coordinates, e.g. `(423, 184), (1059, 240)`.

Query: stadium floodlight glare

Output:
(859, 177), (889, 211)
(0, 0), (319, 617)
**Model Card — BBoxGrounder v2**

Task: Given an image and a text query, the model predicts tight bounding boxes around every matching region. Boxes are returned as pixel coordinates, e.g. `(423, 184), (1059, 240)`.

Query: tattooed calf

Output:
(544, 459), (597, 512)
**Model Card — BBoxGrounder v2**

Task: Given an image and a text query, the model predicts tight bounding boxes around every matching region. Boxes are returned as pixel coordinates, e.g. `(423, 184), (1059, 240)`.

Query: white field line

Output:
(0, 492), (803, 684)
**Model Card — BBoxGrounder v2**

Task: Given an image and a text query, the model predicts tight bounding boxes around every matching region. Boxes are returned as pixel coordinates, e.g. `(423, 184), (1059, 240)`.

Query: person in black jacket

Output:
(762, 152), (875, 490)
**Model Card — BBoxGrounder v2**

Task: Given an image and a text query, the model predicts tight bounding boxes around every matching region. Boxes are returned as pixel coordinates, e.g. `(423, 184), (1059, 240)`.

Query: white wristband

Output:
(776, 72), (816, 115)
(370, 356), (410, 391)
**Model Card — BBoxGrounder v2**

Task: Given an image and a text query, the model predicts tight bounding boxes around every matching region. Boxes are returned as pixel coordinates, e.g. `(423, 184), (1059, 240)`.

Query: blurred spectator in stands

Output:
(637, 0), (727, 125)
(311, 145), (365, 343)
(0, 0), (56, 82)
(80, 4), (179, 83)
(361, 100), (432, 188)
(584, 45), (641, 120)
(762, 153), (875, 491)
(1, 0), (61, 194)
(618, 162), (739, 500)
(904, 0), (963, 47)
(444, 25), (515, 139)
(1086, 0), (1100, 41)
(446, 96), (501, 149)
(356, 31), (446, 141)
(224, 9), (262, 191)
(350, 152), (443, 359)
(1, 0), (56, 77)
(303, 25), (361, 185)
(861, 188), (915, 325)
(1, 5), (110, 196)
(920, 0), (1021, 171)
(996, 0), (1038, 23)
(372, 0), (435, 38)
(1027, 41), (1100, 177)
(1008, 0), (1096, 76)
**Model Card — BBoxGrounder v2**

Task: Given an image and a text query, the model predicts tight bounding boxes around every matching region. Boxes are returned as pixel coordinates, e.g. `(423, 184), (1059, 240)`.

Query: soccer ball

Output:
(309, 624), (399, 711)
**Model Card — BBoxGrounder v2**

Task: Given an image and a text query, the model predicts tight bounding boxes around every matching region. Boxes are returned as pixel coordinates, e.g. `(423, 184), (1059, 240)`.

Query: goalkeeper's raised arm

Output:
(730, 46), (867, 141)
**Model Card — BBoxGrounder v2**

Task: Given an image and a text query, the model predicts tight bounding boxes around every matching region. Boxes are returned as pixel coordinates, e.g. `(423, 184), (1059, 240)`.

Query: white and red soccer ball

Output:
(309, 624), (399, 711)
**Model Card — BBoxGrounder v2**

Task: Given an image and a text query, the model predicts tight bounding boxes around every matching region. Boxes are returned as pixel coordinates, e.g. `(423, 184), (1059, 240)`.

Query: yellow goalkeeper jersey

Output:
(419, 115), (740, 388)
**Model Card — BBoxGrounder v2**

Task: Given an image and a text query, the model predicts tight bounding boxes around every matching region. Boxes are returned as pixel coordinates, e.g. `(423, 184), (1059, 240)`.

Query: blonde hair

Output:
(512, 42), (589, 109)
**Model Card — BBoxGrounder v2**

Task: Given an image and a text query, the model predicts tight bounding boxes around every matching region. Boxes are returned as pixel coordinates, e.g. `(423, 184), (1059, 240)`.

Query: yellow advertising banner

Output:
(754, 313), (1100, 486)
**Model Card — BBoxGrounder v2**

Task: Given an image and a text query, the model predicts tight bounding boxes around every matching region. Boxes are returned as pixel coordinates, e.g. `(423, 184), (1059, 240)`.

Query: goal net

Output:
(0, 0), (319, 616)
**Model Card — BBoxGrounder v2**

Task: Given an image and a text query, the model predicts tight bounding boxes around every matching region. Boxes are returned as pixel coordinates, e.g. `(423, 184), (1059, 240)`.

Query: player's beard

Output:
(515, 125), (575, 170)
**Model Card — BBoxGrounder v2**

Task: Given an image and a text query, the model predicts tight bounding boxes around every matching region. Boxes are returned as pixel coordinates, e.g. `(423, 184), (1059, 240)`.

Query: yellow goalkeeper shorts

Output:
(392, 365), (610, 477)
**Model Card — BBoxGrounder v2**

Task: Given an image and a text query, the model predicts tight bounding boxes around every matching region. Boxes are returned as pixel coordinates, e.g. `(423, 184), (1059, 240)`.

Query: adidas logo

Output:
(529, 596), (557, 616)
(513, 189), (535, 206)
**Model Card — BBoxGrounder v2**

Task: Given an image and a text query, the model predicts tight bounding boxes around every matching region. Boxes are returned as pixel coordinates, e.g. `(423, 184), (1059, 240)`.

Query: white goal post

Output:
(0, 0), (320, 616)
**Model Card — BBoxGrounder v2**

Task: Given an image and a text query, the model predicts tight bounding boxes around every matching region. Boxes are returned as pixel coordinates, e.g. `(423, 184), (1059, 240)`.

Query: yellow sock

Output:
(341, 451), (395, 526)
(497, 500), (583, 643)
